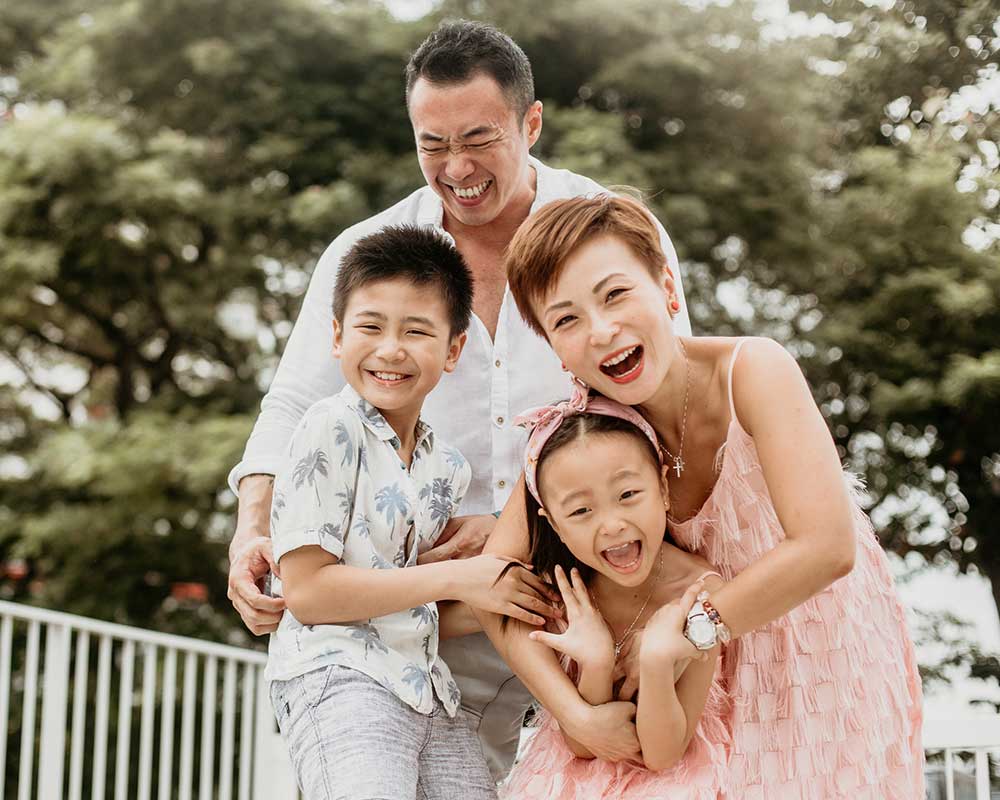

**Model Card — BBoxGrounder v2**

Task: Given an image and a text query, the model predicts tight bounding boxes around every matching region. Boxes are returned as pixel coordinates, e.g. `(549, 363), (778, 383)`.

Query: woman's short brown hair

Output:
(505, 193), (669, 337)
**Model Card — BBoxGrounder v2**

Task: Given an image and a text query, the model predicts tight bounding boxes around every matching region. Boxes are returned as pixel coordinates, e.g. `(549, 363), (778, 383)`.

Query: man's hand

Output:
(228, 474), (284, 635)
(563, 701), (642, 762)
(228, 536), (285, 635)
(418, 514), (496, 564)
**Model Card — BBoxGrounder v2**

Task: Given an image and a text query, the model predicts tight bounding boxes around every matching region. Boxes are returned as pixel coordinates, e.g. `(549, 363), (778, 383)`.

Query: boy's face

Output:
(333, 278), (466, 428)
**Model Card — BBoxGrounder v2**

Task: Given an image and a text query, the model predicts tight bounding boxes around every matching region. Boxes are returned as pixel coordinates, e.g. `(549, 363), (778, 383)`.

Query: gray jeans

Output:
(271, 665), (497, 800)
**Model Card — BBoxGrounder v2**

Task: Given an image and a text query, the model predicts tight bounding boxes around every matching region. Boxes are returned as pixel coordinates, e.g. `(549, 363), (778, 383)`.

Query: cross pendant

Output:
(672, 457), (684, 478)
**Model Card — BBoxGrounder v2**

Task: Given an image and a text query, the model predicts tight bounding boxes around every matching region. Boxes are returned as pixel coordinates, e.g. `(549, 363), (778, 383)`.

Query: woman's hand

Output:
(641, 580), (706, 667)
(528, 565), (614, 671)
(451, 555), (561, 627)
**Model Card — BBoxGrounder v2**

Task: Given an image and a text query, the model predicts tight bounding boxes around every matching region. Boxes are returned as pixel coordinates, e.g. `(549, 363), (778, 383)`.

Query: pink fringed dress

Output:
(666, 338), (924, 798)
(501, 662), (730, 799)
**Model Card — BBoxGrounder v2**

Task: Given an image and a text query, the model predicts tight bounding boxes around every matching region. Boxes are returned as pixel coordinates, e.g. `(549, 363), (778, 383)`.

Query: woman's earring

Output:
(669, 297), (681, 313)
(561, 362), (568, 372)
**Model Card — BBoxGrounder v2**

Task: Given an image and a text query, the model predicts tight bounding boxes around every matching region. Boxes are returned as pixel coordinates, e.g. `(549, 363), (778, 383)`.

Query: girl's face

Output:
(533, 234), (677, 406)
(539, 432), (668, 588)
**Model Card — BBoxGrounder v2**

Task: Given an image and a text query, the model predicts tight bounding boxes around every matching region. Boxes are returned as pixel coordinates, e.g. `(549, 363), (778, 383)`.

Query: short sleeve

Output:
(270, 401), (362, 562)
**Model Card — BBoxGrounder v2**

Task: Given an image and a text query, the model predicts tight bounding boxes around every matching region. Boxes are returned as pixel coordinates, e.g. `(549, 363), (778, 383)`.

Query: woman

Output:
(482, 194), (923, 798)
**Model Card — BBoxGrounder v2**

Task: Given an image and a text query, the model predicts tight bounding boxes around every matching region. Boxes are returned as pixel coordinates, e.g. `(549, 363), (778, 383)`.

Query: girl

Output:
(486, 193), (924, 798)
(500, 392), (730, 799)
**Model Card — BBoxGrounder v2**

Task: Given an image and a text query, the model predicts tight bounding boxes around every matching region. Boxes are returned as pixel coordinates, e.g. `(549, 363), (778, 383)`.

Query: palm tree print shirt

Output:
(264, 385), (470, 716)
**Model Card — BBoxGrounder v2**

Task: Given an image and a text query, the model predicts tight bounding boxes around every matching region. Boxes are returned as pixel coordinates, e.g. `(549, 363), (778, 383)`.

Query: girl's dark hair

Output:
(526, 413), (662, 585)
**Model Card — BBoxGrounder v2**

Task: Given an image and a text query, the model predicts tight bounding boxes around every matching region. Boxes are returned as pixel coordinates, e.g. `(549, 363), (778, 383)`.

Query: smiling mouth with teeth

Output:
(600, 345), (643, 378)
(450, 179), (493, 200)
(602, 540), (643, 571)
(369, 370), (410, 384)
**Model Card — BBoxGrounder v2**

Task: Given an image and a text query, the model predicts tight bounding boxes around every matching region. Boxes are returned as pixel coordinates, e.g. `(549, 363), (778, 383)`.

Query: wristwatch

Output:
(684, 602), (717, 650)
(684, 591), (731, 650)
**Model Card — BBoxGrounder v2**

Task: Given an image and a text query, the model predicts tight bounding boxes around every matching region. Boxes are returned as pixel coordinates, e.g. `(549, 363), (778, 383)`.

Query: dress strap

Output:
(726, 339), (749, 428)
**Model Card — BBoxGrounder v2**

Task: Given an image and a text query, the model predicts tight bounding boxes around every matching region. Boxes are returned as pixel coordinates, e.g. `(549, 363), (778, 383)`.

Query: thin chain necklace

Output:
(660, 339), (691, 479)
(594, 546), (665, 659)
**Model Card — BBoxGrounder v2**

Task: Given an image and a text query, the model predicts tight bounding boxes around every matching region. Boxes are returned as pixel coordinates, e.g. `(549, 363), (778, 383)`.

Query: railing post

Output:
(253, 664), (299, 800)
(38, 623), (71, 799)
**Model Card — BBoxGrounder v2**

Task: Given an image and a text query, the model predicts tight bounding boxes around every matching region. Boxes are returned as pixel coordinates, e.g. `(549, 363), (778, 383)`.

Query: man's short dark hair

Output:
(405, 20), (535, 119)
(333, 225), (474, 336)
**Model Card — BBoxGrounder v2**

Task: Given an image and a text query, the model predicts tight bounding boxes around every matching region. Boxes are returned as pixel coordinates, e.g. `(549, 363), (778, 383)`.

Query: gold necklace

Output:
(594, 547), (665, 659)
(660, 339), (691, 479)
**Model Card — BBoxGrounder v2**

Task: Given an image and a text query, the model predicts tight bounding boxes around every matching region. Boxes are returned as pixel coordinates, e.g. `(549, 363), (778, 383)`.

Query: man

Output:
(227, 19), (692, 779)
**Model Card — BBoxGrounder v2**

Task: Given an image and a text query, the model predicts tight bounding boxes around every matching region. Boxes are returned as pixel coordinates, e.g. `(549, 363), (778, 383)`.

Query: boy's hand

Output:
(528, 566), (614, 671)
(450, 555), (558, 626)
(419, 514), (496, 563)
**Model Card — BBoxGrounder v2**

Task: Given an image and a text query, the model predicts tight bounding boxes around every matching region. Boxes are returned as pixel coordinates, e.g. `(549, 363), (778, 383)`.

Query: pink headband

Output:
(514, 380), (665, 505)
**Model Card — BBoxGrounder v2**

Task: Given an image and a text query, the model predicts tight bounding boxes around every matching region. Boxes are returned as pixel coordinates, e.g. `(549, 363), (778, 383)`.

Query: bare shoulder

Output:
(730, 337), (811, 436)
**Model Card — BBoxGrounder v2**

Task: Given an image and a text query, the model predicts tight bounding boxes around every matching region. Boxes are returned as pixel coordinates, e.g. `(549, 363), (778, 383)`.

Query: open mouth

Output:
(600, 345), (644, 382)
(601, 540), (643, 572)
(448, 179), (493, 204)
(367, 370), (412, 387)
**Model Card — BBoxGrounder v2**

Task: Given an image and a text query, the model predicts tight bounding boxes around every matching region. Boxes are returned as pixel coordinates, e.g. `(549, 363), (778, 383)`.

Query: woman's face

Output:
(533, 234), (677, 406)
(538, 432), (667, 588)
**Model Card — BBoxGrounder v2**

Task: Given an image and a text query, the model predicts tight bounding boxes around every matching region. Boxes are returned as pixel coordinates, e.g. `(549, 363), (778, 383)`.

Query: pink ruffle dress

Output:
(501, 663), (730, 799)
(666, 338), (924, 798)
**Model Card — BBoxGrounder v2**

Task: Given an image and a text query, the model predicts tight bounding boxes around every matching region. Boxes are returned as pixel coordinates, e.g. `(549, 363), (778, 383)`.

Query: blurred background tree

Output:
(0, 0), (997, 675)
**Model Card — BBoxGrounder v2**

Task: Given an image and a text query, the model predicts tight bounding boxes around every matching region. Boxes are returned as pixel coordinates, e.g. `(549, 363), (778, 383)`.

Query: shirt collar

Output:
(338, 384), (435, 453)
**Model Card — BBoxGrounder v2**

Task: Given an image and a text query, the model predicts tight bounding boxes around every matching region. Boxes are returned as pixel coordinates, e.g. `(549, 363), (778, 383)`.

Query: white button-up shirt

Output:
(265, 385), (470, 715)
(229, 156), (691, 516)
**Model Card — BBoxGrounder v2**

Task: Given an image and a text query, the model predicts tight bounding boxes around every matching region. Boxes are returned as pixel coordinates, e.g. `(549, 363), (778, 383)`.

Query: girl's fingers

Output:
(570, 568), (594, 608)
(679, 579), (705, 612)
(553, 565), (579, 616)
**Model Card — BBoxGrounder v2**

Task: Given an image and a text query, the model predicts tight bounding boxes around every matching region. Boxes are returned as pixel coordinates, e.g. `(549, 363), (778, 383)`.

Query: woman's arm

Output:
(708, 338), (857, 639)
(475, 483), (643, 762)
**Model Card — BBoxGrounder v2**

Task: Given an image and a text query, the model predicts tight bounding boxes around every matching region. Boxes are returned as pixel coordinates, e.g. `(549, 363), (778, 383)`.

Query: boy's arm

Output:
(280, 546), (539, 625)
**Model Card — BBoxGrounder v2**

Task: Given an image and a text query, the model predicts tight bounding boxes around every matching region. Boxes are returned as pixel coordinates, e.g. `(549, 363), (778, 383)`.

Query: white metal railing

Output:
(4, 600), (1000, 799)
(0, 600), (298, 800)
(922, 716), (1000, 800)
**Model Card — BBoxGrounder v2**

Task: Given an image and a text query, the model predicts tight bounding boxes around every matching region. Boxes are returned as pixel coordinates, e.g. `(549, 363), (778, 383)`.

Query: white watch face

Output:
(687, 617), (716, 648)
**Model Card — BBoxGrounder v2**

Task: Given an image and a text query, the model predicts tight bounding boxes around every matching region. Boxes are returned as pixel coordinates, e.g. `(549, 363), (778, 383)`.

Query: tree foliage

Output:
(0, 0), (997, 652)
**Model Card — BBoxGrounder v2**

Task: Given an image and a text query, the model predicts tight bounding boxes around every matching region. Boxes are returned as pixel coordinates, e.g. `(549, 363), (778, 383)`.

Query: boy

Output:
(265, 225), (548, 800)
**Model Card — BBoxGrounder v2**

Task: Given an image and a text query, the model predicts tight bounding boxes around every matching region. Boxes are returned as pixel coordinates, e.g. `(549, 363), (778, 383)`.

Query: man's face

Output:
(408, 73), (542, 228)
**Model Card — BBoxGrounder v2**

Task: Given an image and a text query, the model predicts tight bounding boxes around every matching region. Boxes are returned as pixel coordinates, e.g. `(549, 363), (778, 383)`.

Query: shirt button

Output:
(496, 416), (504, 425)
(495, 359), (501, 368)
(497, 479), (506, 489)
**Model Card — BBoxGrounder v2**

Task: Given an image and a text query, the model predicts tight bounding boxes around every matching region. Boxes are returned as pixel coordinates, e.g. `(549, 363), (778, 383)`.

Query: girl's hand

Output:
(615, 630), (693, 700)
(641, 580), (707, 666)
(452, 554), (560, 626)
(528, 565), (615, 670)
